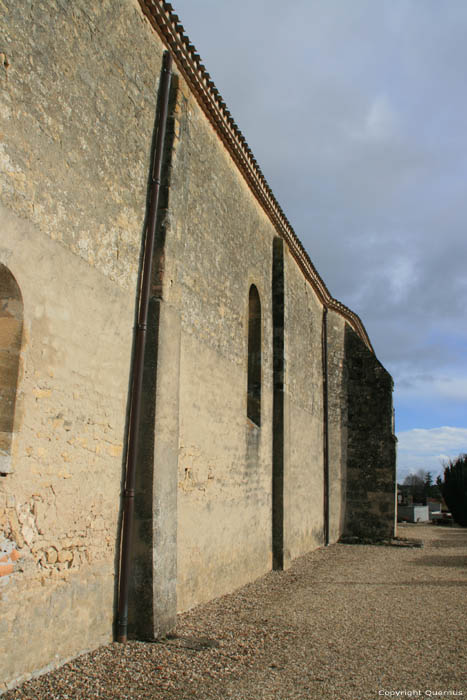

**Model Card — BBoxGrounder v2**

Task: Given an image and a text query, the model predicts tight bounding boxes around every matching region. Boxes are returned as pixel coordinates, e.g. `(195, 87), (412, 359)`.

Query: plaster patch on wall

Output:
(17, 500), (39, 547)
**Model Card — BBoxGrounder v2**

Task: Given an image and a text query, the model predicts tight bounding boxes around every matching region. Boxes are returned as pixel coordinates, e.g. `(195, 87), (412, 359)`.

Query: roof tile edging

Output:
(139, 0), (374, 352)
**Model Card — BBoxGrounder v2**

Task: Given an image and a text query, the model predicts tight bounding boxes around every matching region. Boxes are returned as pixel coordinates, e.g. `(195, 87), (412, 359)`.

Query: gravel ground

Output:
(4, 523), (467, 700)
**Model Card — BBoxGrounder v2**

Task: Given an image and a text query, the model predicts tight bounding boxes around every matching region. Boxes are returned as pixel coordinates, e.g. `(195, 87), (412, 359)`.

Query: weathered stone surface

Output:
(0, 204), (135, 688)
(326, 310), (348, 543)
(0, 0), (396, 691)
(342, 326), (396, 539)
(0, 0), (167, 687)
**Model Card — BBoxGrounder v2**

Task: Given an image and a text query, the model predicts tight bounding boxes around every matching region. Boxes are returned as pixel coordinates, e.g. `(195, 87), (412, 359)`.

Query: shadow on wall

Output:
(342, 325), (396, 541)
(114, 68), (179, 641)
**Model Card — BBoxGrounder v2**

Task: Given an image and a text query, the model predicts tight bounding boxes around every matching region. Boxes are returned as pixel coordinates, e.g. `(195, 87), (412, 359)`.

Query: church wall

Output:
(0, 0), (168, 689)
(0, 208), (133, 689)
(326, 310), (348, 544)
(0, 0), (164, 292)
(0, 0), (396, 689)
(282, 252), (325, 561)
(343, 326), (397, 540)
(162, 71), (342, 610)
(163, 81), (276, 611)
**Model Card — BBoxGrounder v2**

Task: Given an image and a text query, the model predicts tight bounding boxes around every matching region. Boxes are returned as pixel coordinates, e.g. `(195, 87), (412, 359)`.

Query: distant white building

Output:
(397, 505), (430, 523)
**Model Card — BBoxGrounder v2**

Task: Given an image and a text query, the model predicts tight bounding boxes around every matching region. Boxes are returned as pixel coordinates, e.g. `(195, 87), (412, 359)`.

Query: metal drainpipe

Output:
(117, 50), (173, 644)
(322, 306), (330, 546)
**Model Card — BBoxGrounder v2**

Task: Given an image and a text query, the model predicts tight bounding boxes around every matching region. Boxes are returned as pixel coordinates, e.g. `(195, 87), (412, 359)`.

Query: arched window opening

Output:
(0, 265), (23, 476)
(247, 285), (261, 426)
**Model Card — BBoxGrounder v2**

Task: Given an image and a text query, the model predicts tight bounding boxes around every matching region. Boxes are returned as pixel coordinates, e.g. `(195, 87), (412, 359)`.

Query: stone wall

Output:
(145, 78), (339, 614)
(163, 77), (277, 613)
(282, 251), (326, 560)
(343, 326), (396, 540)
(0, 0), (396, 689)
(326, 310), (348, 544)
(0, 209), (134, 689)
(0, 0), (164, 288)
(0, 0), (167, 689)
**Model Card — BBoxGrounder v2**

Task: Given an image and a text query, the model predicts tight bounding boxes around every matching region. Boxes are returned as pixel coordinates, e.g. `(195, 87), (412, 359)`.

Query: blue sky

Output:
(171, 0), (467, 480)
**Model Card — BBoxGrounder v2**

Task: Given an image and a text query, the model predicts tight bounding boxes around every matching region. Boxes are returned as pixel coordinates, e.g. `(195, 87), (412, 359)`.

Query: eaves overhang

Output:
(138, 0), (374, 353)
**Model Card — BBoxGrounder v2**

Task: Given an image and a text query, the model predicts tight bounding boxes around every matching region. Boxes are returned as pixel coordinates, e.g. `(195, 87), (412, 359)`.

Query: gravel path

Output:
(5, 524), (467, 700)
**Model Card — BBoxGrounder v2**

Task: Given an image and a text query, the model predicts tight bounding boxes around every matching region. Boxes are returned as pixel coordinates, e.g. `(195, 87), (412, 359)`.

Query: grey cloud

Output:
(173, 0), (467, 420)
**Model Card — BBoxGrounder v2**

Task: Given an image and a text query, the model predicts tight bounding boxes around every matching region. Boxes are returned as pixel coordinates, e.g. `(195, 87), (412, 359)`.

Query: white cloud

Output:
(397, 426), (467, 480)
(397, 374), (467, 402)
(365, 94), (399, 140)
(386, 255), (418, 303)
(349, 94), (399, 143)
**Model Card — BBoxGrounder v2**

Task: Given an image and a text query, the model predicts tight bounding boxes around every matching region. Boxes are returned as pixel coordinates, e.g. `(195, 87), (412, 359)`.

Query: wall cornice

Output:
(139, 0), (373, 352)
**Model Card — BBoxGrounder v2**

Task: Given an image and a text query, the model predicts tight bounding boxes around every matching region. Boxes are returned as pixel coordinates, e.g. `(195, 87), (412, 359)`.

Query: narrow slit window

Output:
(247, 285), (261, 426)
(0, 265), (23, 476)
